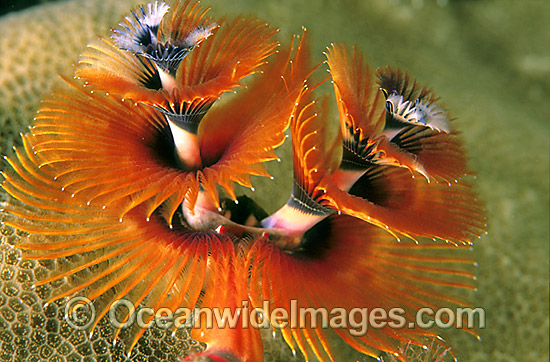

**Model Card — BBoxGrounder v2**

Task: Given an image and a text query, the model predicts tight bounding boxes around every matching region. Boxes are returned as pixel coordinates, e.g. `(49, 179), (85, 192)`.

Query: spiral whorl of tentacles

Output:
(0, 1), (486, 361)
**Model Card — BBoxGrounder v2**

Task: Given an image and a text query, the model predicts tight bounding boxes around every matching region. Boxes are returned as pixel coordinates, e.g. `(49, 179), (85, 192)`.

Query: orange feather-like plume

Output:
(327, 45), (470, 183)
(198, 29), (314, 202)
(77, 7), (277, 114)
(190, 239), (264, 362)
(2, 147), (212, 351)
(377, 65), (469, 181)
(16, 27), (308, 225)
(0, 2), (486, 361)
(2, 128), (263, 359)
(0, 22), (317, 359)
(249, 215), (477, 361)
(22, 82), (195, 225)
(276, 44), (486, 244)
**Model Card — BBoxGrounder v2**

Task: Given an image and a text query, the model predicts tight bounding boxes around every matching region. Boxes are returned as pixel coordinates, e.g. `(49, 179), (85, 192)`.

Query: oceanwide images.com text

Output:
(65, 297), (486, 336)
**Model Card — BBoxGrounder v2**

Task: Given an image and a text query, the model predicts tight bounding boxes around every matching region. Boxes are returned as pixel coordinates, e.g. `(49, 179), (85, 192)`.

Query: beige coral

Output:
(0, 0), (144, 157)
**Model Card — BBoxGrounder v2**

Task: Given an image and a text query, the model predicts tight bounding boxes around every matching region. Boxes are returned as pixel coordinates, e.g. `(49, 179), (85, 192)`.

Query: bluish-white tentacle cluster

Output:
(385, 92), (450, 133)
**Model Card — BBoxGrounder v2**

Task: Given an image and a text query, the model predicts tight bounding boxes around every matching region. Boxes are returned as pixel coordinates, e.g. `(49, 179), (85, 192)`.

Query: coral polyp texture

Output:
(0, 0), (144, 158)
(0, 1), (488, 361)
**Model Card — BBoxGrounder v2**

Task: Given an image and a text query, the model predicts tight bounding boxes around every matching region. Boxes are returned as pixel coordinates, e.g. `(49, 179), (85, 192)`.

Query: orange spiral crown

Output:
(1, 1), (486, 361)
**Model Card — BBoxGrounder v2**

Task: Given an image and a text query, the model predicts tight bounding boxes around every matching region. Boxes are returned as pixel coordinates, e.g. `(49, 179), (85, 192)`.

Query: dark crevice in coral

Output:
(0, 0), (62, 16)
